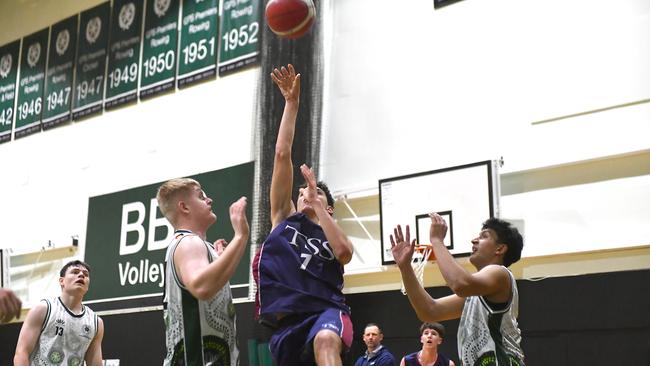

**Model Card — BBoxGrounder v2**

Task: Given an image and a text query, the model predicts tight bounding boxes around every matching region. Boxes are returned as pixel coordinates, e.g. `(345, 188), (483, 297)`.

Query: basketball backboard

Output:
(379, 160), (499, 265)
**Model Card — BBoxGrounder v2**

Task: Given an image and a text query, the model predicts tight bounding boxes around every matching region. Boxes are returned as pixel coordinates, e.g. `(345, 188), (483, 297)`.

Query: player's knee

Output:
(313, 330), (342, 353)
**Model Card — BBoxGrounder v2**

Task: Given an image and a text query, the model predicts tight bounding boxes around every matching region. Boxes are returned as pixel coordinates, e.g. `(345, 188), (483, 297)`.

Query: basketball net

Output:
(401, 244), (433, 295)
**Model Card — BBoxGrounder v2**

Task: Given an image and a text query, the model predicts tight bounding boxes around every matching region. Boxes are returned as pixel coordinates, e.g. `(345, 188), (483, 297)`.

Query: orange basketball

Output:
(265, 0), (315, 39)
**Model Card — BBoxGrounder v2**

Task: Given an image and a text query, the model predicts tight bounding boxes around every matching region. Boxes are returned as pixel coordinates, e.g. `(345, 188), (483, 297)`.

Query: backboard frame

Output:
(379, 160), (498, 265)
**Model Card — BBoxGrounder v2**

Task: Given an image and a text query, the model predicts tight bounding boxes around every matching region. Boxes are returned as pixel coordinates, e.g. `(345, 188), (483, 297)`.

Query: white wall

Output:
(322, 0), (650, 268)
(323, 0), (650, 189)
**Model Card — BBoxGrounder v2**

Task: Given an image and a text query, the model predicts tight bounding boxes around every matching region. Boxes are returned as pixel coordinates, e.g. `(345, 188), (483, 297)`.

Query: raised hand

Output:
(229, 196), (250, 239)
(0, 287), (22, 323)
(390, 224), (416, 269)
(213, 239), (228, 256)
(270, 64), (300, 103)
(428, 213), (448, 245)
(299, 164), (319, 207)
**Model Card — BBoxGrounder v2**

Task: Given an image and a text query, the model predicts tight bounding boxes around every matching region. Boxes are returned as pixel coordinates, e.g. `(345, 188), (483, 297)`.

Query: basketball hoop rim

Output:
(414, 243), (433, 252)
(413, 243), (435, 261)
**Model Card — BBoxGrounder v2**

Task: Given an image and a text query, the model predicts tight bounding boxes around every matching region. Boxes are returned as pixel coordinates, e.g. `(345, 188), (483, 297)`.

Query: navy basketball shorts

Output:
(269, 308), (353, 366)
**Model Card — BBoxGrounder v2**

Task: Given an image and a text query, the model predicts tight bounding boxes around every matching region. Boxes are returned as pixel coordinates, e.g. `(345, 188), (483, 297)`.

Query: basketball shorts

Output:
(269, 308), (353, 366)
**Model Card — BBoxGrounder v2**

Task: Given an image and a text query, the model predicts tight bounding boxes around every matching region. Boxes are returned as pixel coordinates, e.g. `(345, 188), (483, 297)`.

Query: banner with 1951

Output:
(177, 0), (219, 88)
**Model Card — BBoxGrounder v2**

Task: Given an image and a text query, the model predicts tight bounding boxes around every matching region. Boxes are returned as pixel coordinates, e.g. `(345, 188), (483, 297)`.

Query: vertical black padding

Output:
(254, 0), (324, 245)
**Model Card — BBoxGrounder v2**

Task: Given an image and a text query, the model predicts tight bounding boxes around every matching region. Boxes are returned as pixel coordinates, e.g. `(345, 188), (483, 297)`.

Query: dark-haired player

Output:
(391, 214), (525, 366)
(253, 64), (354, 366)
(14, 260), (104, 366)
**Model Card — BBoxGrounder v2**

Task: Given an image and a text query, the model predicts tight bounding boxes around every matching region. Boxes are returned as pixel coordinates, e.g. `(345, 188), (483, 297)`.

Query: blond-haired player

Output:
(157, 178), (249, 366)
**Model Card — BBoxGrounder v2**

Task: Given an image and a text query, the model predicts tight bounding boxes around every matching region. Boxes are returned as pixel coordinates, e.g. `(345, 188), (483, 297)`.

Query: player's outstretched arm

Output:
(174, 197), (250, 300)
(427, 213), (509, 299)
(391, 225), (464, 322)
(14, 301), (47, 366)
(84, 316), (104, 366)
(270, 64), (301, 228)
(300, 164), (354, 264)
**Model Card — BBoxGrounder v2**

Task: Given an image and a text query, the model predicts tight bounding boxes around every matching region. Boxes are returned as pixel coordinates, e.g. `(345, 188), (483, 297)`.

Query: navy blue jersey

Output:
(253, 213), (350, 325)
(404, 351), (451, 366)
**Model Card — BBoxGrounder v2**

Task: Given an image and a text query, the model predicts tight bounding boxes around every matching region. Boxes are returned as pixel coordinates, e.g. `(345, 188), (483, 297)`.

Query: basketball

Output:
(265, 0), (316, 39)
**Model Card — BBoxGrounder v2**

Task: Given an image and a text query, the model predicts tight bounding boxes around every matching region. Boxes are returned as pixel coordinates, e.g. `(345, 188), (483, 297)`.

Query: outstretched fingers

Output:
(300, 164), (316, 189)
(271, 67), (282, 81)
(229, 196), (249, 236)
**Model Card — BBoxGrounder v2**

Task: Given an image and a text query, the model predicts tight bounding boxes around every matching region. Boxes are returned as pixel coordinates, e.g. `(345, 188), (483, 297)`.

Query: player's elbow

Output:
(187, 281), (218, 301)
(449, 281), (473, 297)
(337, 251), (352, 265)
(192, 287), (213, 301)
(415, 308), (438, 323)
(335, 245), (353, 265)
(274, 145), (291, 161)
(14, 351), (29, 365)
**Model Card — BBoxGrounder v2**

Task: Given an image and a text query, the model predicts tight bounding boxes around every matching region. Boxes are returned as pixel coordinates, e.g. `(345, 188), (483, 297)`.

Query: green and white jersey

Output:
(30, 297), (98, 366)
(457, 267), (525, 366)
(163, 230), (239, 366)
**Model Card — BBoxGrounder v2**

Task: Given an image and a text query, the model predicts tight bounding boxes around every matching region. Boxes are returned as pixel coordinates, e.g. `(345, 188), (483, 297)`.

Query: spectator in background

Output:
(14, 260), (103, 366)
(400, 322), (454, 366)
(355, 323), (396, 366)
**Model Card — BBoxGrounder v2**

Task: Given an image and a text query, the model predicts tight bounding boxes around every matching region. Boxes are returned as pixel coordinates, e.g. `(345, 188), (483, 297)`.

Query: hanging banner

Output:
(0, 40), (20, 143)
(177, 0), (219, 88)
(140, 0), (180, 100)
(15, 28), (49, 139)
(74, 2), (110, 120)
(42, 15), (78, 130)
(218, 0), (260, 76)
(105, 0), (144, 110)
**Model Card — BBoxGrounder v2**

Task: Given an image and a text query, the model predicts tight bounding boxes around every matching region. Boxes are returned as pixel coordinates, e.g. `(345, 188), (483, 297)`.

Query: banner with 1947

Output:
(42, 15), (78, 130)
(73, 2), (110, 120)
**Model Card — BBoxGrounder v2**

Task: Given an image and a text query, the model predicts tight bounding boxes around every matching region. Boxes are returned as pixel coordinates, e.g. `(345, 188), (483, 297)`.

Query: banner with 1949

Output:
(105, 0), (144, 110)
